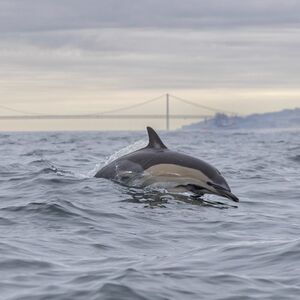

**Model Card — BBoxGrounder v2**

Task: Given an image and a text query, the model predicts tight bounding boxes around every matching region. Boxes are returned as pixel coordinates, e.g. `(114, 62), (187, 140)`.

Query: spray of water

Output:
(104, 139), (147, 166)
(89, 139), (148, 177)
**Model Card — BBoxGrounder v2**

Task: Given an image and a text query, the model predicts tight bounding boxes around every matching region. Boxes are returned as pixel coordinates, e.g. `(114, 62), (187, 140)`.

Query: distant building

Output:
(213, 113), (235, 128)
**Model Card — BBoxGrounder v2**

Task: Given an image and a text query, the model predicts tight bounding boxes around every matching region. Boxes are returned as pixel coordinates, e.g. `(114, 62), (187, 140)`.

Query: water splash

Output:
(90, 139), (147, 177)
(104, 139), (147, 166)
(42, 160), (90, 179)
(121, 186), (238, 209)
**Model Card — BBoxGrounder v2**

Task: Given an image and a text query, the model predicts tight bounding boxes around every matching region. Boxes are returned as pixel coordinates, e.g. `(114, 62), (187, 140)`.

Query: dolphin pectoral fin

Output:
(146, 127), (168, 150)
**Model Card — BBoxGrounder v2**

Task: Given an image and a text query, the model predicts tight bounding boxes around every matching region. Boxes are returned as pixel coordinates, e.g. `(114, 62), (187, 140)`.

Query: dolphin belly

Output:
(140, 163), (214, 192)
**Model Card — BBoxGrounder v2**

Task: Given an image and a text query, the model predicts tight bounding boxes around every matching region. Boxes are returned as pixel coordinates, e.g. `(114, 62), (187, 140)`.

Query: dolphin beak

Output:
(220, 190), (239, 202)
(207, 182), (239, 202)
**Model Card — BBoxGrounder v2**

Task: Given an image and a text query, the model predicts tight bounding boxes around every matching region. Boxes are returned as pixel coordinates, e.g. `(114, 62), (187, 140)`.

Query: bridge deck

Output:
(0, 114), (210, 120)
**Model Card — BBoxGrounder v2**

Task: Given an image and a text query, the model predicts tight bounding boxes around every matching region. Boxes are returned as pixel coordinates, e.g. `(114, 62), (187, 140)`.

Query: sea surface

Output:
(0, 128), (299, 300)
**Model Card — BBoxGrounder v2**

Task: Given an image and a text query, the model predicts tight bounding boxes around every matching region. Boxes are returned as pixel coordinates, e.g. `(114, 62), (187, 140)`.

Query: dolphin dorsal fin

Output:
(146, 127), (167, 149)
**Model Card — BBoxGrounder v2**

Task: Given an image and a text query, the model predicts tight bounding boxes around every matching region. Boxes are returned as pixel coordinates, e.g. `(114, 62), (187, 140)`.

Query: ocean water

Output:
(0, 128), (299, 300)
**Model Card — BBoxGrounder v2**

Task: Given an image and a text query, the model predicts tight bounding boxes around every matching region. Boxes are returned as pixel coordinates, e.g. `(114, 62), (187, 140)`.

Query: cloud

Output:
(0, 0), (299, 118)
(1, 0), (300, 34)
(2, 27), (299, 89)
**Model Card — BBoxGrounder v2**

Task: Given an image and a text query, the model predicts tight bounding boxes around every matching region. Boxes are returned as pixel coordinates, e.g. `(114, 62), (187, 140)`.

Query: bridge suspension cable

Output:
(169, 94), (237, 115)
(88, 94), (165, 116)
(0, 94), (166, 116)
(0, 104), (48, 115)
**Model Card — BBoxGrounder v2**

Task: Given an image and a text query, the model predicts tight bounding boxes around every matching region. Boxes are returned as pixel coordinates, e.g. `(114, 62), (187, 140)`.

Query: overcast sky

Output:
(0, 0), (299, 130)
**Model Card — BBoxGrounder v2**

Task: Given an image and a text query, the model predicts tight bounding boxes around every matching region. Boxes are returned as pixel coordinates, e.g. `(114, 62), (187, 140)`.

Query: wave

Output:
(2, 201), (82, 218)
(0, 258), (54, 271)
(289, 155), (300, 162)
(97, 283), (151, 300)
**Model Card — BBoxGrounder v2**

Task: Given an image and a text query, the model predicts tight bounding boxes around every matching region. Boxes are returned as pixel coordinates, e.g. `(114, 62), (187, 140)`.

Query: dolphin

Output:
(95, 127), (239, 202)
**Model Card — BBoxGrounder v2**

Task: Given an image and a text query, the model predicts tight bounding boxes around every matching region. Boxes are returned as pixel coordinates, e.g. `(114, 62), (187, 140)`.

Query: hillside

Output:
(184, 108), (300, 130)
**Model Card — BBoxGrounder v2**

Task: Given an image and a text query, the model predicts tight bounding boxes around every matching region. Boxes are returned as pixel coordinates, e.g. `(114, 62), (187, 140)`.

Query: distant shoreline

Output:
(183, 108), (300, 130)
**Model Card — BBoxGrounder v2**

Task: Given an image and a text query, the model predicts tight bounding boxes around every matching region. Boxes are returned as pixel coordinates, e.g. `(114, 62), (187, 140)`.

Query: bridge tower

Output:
(166, 93), (170, 131)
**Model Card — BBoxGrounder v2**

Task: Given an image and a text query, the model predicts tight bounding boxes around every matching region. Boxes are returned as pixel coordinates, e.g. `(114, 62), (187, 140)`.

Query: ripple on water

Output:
(3, 201), (79, 217)
(0, 258), (54, 271)
(0, 217), (16, 226)
(289, 154), (300, 162)
(97, 283), (151, 300)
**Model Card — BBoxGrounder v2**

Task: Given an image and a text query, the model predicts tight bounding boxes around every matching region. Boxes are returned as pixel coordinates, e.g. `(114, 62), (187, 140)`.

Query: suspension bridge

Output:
(0, 94), (236, 130)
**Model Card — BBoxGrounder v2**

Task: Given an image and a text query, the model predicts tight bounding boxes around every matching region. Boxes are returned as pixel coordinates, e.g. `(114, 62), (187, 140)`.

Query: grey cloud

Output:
(2, 27), (299, 90)
(1, 0), (300, 34)
(0, 0), (299, 110)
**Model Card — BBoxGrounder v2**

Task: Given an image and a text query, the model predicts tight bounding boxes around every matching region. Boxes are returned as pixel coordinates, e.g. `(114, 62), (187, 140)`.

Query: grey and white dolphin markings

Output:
(95, 127), (239, 202)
